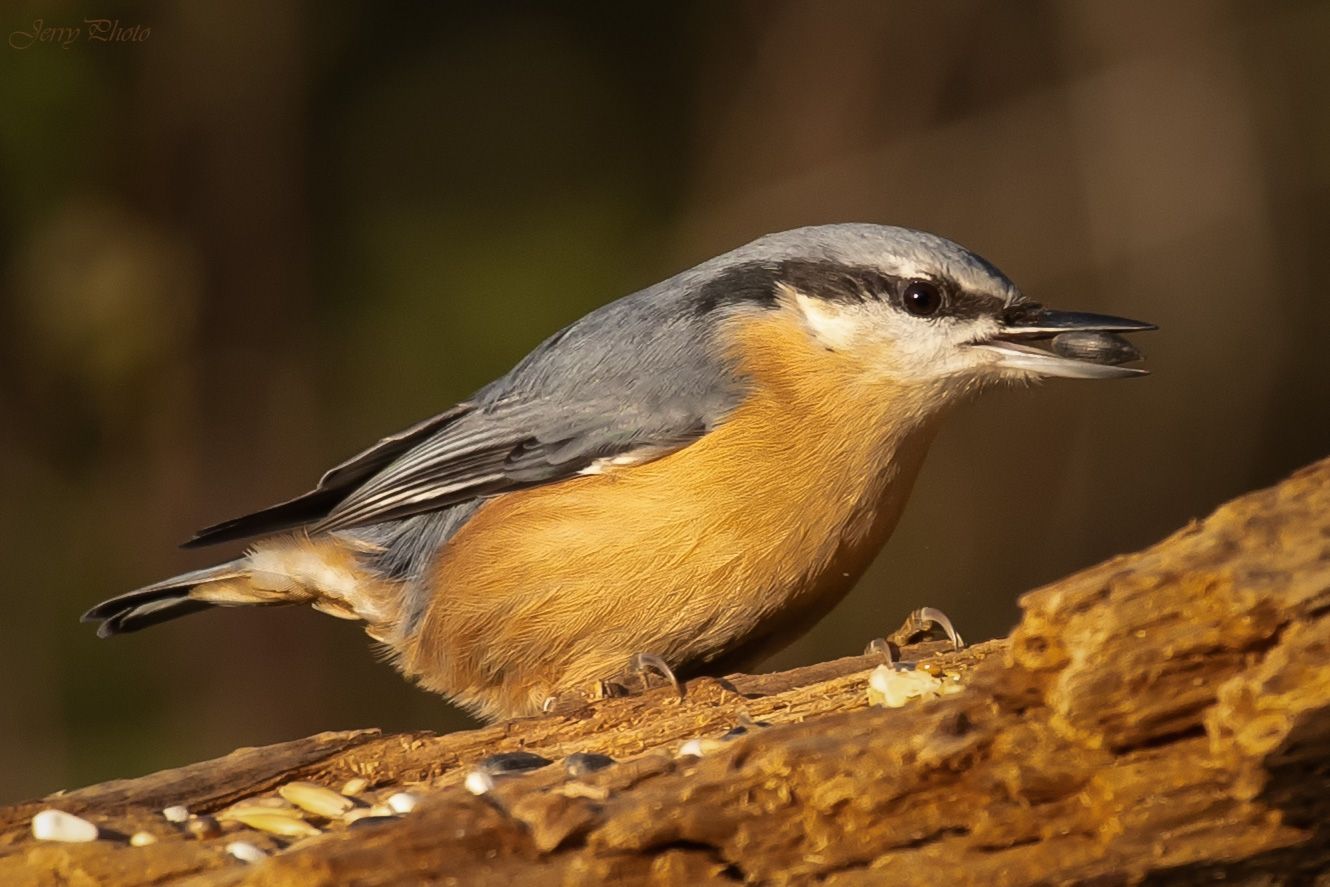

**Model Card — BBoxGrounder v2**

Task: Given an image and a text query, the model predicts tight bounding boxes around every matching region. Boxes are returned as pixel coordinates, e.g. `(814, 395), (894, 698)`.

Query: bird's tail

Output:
(82, 562), (252, 637)
(83, 539), (397, 639)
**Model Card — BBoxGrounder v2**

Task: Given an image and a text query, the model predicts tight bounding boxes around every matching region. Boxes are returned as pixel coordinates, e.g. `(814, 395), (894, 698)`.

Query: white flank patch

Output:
(579, 445), (679, 476)
(247, 545), (385, 623)
(249, 547), (359, 599)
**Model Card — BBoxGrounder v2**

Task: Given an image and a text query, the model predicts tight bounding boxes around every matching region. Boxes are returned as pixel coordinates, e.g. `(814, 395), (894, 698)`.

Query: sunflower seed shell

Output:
(1050, 331), (1142, 365)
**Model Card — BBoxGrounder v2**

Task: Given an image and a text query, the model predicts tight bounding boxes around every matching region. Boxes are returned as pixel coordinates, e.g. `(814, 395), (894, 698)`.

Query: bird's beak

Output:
(972, 306), (1157, 379)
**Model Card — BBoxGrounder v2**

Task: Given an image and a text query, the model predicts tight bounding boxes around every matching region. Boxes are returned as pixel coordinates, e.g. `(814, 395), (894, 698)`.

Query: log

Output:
(3, 457), (1329, 886)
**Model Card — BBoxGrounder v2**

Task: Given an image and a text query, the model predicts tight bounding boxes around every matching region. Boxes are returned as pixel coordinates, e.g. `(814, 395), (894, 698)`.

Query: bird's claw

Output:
(863, 636), (900, 663)
(866, 606), (965, 663)
(628, 651), (683, 699)
(539, 653), (683, 714)
(892, 606), (965, 649)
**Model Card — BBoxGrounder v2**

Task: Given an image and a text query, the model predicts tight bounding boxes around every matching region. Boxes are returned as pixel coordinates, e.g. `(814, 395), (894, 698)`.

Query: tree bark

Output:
(3, 457), (1329, 885)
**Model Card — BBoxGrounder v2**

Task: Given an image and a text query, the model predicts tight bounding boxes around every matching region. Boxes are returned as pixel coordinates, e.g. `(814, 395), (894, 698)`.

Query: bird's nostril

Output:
(1001, 302), (1045, 327)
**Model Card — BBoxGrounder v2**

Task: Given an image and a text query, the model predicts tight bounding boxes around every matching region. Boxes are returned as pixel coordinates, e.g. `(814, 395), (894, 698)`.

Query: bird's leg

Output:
(865, 606), (965, 664)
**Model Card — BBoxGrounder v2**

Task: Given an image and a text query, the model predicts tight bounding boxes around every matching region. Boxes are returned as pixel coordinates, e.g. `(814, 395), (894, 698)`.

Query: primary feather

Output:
(186, 256), (762, 544)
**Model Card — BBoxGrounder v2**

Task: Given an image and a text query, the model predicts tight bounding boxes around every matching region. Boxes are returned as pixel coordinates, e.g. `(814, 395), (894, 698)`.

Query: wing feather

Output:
(184, 270), (755, 546)
(182, 404), (473, 547)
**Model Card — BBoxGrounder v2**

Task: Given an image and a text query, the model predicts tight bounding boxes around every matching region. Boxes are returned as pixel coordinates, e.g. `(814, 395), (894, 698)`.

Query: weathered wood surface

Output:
(3, 457), (1329, 885)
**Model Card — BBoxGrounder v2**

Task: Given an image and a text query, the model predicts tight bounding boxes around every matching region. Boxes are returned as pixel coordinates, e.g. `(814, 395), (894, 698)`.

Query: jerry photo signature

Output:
(8, 19), (150, 50)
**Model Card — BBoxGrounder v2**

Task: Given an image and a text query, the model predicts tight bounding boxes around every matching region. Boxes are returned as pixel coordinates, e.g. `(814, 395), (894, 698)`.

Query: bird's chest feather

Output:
(418, 313), (940, 684)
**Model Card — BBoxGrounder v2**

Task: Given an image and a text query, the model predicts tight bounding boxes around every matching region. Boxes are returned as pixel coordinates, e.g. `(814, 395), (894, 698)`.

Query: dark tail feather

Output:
(83, 562), (245, 638)
(85, 595), (215, 637)
(182, 487), (345, 549)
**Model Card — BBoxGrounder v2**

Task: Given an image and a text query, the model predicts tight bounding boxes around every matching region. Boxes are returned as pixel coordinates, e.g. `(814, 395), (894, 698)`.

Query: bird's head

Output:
(701, 224), (1154, 410)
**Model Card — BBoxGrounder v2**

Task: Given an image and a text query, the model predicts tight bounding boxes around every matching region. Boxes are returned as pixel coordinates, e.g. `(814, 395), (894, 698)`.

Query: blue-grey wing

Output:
(186, 281), (750, 545)
(183, 404), (473, 547)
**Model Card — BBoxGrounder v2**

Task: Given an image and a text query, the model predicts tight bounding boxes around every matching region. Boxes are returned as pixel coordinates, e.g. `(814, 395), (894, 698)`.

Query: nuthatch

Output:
(83, 224), (1153, 720)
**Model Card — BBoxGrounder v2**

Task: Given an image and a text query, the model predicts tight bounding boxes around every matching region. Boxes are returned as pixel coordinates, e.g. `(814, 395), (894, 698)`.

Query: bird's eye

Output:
(901, 280), (944, 317)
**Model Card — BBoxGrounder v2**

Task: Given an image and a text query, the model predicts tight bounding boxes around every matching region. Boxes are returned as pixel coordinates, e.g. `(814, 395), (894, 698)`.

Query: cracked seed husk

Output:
(228, 810), (321, 838)
(279, 781), (354, 818)
(219, 803), (306, 822)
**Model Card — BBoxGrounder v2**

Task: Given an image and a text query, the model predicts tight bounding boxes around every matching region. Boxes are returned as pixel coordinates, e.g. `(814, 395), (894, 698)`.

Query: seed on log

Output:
(31, 809), (98, 843)
(564, 752), (615, 777)
(341, 777), (369, 796)
(279, 781), (354, 819)
(721, 719), (768, 740)
(349, 815), (399, 829)
(226, 841), (268, 863)
(465, 770), (496, 796)
(480, 751), (552, 775)
(678, 738), (724, 758)
(227, 811), (321, 838)
(219, 803), (305, 823)
(186, 816), (222, 840)
(129, 831), (158, 847)
(162, 805), (190, 823)
(386, 792), (418, 815)
(867, 664), (964, 708)
(249, 796), (296, 809)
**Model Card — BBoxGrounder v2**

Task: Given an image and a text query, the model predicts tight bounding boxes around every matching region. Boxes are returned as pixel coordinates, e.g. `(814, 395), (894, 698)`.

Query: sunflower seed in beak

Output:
(1050, 331), (1142, 366)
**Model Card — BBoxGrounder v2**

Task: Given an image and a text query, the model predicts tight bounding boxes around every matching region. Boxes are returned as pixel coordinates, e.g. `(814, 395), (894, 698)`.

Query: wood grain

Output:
(4, 457), (1329, 885)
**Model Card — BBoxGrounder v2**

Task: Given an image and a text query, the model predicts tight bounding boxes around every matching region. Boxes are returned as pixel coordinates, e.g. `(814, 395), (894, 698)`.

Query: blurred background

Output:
(2, 0), (1328, 804)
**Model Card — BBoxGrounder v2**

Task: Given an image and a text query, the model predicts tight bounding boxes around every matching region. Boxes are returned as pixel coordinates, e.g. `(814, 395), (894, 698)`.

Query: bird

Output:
(83, 223), (1153, 721)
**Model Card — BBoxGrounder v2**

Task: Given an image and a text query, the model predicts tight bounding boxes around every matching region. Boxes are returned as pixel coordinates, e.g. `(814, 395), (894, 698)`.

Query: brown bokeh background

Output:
(2, 1), (1328, 803)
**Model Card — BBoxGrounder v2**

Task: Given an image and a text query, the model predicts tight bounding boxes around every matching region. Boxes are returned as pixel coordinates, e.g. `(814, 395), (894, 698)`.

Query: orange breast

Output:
(401, 309), (942, 718)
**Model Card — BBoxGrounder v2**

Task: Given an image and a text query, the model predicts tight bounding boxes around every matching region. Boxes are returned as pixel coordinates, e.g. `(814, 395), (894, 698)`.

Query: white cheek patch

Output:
(878, 312), (1003, 377)
(792, 290), (869, 350)
(784, 283), (1006, 385)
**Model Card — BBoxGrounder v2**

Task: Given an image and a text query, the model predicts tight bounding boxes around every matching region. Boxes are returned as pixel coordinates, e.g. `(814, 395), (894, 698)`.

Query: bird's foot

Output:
(593, 652), (683, 702)
(864, 606), (965, 664)
(626, 651), (683, 699)
(538, 651), (683, 714)
(894, 606), (965, 649)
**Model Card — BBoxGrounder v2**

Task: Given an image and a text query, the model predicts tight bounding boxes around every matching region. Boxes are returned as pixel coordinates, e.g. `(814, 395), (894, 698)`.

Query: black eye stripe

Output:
(690, 259), (1004, 321)
(947, 288), (1005, 321)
